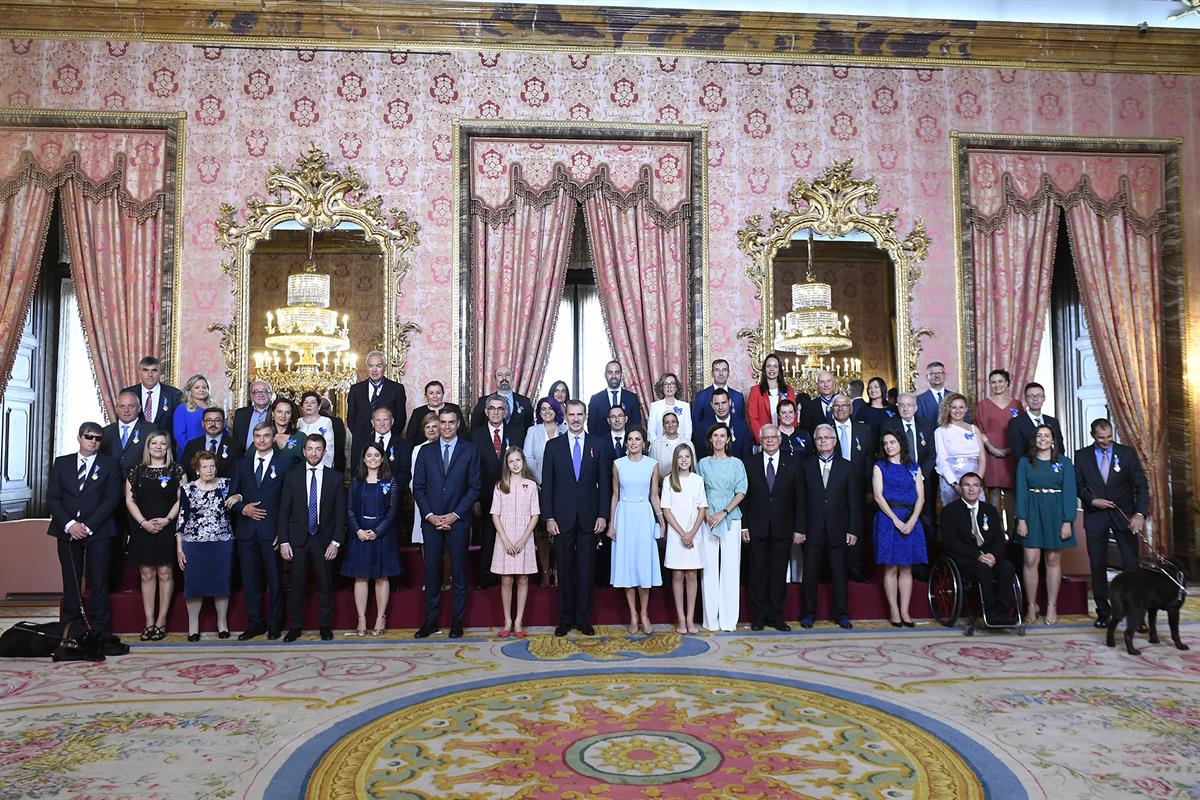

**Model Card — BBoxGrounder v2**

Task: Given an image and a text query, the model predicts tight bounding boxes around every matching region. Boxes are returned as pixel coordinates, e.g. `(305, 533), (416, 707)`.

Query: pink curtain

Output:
(584, 192), (689, 415)
(1066, 205), (1169, 551)
(0, 180), (54, 398)
(61, 179), (164, 422)
(971, 201), (1058, 398)
(472, 187), (574, 396)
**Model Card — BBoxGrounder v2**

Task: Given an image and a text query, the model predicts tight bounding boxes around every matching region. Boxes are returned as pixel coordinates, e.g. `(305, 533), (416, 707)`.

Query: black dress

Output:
(127, 463), (184, 567)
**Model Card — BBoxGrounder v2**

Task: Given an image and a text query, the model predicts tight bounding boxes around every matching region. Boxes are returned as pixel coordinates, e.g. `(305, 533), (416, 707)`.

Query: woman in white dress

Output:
(934, 393), (988, 507)
(647, 372), (692, 444)
(649, 411), (696, 477)
(296, 391), (335, 467)
(523, 396), (565, 586)
(660, 443), (707, 634)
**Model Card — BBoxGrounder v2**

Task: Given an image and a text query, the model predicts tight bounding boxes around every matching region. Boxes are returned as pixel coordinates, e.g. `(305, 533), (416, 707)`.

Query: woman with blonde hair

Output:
(125, 430), (183, 640)
(172, 374), (211, 459)
(934, 393), (987, 507)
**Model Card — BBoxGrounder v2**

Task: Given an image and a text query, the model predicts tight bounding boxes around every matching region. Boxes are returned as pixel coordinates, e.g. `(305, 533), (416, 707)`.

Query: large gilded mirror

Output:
(212, 146), (420, 405)
(737, 159), (931, 393)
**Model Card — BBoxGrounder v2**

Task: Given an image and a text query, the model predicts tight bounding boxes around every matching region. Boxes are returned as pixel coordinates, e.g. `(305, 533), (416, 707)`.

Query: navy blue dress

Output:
(178, 479), (234, 598)
(873, 460), (928, 567)
(340, 478), (402, 579)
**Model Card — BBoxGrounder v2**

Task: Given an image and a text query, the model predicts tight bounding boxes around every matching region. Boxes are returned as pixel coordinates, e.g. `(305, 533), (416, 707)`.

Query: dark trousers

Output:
(957, 557), (1017, 617)
(554, 524), (597, 625)
(747, 532), (791, 624)
(1087, 525), (1139, 617)
(422, 521), (469, 625)
(802, 536), (848, 619)
(288, 536), (334, 629)
(477, 510), (498, 586)
(57, 535), (112, 632)
(238, 537), (284, 629)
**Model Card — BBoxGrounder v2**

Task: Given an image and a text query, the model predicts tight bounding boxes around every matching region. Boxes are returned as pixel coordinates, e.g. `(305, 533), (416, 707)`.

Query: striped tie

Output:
(78, 460), (88, 491)
(308, 468), (319, 535)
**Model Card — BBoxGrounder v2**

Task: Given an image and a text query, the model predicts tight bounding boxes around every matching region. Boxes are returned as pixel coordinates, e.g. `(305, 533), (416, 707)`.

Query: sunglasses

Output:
(81, 433), (102, 441)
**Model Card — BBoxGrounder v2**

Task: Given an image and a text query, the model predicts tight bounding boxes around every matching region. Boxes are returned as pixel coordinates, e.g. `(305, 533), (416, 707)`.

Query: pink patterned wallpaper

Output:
(1, 40), (1195, 417)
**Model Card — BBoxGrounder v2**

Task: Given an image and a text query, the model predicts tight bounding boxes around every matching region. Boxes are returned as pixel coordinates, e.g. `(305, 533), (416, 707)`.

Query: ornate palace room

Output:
(0, 1), (1197, 798)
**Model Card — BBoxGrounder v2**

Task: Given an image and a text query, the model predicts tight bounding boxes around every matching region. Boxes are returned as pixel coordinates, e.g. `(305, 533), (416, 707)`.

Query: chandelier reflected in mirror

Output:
(772, 229), (862, 395)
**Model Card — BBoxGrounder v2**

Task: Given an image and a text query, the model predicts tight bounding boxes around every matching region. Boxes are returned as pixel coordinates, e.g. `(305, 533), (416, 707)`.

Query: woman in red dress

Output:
(746, 353), (796, 445)
(975, 368), (1023, 514)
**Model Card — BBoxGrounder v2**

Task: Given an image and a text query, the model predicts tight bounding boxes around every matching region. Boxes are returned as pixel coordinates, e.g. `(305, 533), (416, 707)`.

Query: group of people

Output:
(46, 351), (1149, 643)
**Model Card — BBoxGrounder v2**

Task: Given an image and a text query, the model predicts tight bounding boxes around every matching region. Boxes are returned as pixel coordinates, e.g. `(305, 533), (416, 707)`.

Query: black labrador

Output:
(1106, 565), (1190, 656)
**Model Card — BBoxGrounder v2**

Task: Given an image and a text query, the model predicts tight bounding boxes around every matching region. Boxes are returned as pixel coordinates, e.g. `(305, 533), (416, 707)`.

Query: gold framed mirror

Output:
(211, 145), (420, 403)
(736, 159), (932, 392)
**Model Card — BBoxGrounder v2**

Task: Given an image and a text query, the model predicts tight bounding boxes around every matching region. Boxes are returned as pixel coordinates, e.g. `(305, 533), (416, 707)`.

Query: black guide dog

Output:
(1106, 563), (1190, 656)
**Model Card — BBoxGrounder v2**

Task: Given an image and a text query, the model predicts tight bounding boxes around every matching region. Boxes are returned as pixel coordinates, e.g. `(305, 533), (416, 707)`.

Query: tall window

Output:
(53, 277), (103, 455)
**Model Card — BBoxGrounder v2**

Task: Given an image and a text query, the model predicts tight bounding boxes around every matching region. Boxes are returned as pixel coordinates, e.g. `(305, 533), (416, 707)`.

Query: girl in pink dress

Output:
(490, 446), (540, 638)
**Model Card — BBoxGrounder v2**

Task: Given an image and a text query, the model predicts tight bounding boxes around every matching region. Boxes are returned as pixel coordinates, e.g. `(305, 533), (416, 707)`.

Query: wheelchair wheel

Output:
(927, 558), (963, 627)
(1010, 573), (1026, 635)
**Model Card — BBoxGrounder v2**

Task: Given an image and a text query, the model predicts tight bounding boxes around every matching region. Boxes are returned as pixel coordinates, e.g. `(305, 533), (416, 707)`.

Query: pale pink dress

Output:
(490, 478), (540, 575)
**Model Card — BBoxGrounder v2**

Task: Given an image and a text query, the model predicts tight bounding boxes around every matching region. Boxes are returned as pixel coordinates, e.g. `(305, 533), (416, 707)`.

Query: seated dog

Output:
(1106, 565), (1190, 656)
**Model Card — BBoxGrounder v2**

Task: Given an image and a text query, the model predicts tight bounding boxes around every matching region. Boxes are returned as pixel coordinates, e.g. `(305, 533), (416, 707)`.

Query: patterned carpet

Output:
(1, 609), (1198, 799)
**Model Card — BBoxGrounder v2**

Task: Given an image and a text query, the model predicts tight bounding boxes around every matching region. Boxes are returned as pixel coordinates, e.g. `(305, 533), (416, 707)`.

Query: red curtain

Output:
(0, 180), (54, 398)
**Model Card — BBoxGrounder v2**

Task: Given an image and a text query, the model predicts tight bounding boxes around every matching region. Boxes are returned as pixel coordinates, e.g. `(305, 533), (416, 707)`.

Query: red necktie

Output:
(493, 428), (502, 460)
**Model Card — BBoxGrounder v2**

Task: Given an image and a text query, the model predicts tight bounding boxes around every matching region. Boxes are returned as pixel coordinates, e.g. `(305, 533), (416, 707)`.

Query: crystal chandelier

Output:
(773, 229), (863, 395)
(253, 229), (359, 397)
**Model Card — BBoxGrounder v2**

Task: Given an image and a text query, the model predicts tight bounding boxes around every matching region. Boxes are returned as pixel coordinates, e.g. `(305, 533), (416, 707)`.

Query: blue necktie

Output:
(255, 456), (265, 487)
(572, 436), (582, 481)
(505, 394), (513, 421)
(443, 443), (451, 475)
(208, 439), (218, 453)
(307, 468), (318, 535)
(120, 425), (130, 449)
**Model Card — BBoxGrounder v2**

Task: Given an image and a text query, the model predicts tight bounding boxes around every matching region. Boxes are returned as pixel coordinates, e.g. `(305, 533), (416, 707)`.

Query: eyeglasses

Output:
(81, 433), (102, 441)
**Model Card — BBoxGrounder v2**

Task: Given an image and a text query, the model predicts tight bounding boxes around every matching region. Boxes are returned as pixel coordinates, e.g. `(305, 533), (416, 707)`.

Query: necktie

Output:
(78, 459), (88, 490)
(936, 391), (943, 405)
(821, 458), (831, 488)
(969, 506), (983, 547)
(615, 436), (623, 455)
(370, 383), (379, 405)
(120, 424), (130, 449)
(255, 456), (265, 487)
(839, 425), (850, 460)
(1035, 416), (1043, 427)
(572, 436), (582, 480)
(143, 389), (154, 422)
(308, 468), (319, 535)
(611, 391), (619, 410)
(208, 439), (218, 453)
(766, 456), (776, 492)
(1100, 449), (1110, 482)
(906, 422), (917, 459)
(493, 427), (502, 460)
(504, 394), (513, 421)
(443, 443), (451, 475)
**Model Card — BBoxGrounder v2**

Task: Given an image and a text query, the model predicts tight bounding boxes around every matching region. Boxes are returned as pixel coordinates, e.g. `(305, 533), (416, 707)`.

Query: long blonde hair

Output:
(936, 392), (968, 428)
(668, 442), (694, 493)
(497, 446), (535, 493)
(181, 374), (210, 412)
(140, 431), (174, 467)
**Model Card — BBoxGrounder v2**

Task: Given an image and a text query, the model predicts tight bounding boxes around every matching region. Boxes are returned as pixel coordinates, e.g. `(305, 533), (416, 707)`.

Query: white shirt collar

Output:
(253, 449), (274, 468)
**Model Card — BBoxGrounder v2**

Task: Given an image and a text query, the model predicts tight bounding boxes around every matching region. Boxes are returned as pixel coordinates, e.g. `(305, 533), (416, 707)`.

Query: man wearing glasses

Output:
(1006, 382), (1064, 461)
(233, 380), (274, 459)
(47, 422), (123, 636)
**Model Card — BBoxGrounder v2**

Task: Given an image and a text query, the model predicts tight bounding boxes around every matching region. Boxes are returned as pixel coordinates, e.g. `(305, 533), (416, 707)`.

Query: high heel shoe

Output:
(1044, 604), (1057, 625)
(346, 615), (367, 637)
(889, 619), (903, 628)
(370, 614), (386, 637)
(1026, 604), (1039, 622)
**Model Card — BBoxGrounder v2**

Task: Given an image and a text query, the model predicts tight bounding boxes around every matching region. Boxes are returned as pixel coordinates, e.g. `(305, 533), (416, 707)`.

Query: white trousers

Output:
(700, 521), (742, 631)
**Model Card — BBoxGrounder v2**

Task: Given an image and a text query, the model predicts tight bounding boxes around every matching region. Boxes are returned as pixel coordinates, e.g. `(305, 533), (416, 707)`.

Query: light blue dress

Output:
(610, 456), (662, 589)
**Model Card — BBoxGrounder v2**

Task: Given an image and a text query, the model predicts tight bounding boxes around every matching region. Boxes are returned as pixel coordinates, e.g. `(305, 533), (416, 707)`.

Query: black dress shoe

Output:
(187, 633), (200, 642)
(771, 621), (791, 632)
(576, 623), (596, 636)
(319, 627), (333, 641)
(238, 624), (267, 641)
(799, 617), (815, 629)
(750, 622), (764, 631)
(1094, 616), (1110, 629)
(836, 617), (854, 630)
(218, 630), (231, 639)
(267, 628), (282, 640)
(415, 622), (439, 639)
(283, 628), (302, 642)
(449, 624), (464, 639)
(554, 624), (572, 637)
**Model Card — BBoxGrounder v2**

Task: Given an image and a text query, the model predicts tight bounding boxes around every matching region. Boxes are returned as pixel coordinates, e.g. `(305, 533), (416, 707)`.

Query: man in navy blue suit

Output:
(1007, 382), (1064, 461)
(413, 408), (480, 639)
(693, 359), (746, 436)
(694, 388), (750, 459)
(588, 360), (642, 435)
(120, 355), (182, 430)
(542, 399), (611, 636)
(231, 422), (292, 640)
(915, 361), (953, 424)
(47, 421), (123, 635)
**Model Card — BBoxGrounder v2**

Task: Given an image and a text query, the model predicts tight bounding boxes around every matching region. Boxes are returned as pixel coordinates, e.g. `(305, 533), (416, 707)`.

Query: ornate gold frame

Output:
(212, 145), (421, 401)
(736, 159), (931, 391)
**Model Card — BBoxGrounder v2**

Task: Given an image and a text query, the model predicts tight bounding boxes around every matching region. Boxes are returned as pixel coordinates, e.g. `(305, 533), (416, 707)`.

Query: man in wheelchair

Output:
(942, 473), (1018, 625)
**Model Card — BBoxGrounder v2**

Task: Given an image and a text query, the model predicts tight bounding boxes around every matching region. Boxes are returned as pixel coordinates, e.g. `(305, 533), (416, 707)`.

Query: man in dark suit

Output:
(413, 408), (481, 639)
(740, 424), (804, 631)
(588, 360), (642, 435)
(121, 355), (182, 430)
(692, 358), (746, 436)
(883, 392), (938, 532)
(915, 361), (952, 424)
(232, 380), (274, 459)
(694, 388), (751, 459)
(278, 434), (346, 641)
(1006, 382), (1064, 460)
(800, 370), (838, 433)
(318, 395), (348, 474)
(351, 406), (408, 478)
(470, 394), (517, 589)
(847, 379), (866, 416)
(469, 365), (535, 446)
(542, 399), (611, 636)
(100, 391), (155, 476)
(405, 380), (463, 443)
(180, 407), (237, 480)
(231, 422), (293, 640)
(941, 472), (1017, 623)
(347, 349), (407, 450)
(798, 424), (863, 629)
(47, 421), (123, 635)
(829, 394), (876, 581)
(1075, 418), (1150, 628)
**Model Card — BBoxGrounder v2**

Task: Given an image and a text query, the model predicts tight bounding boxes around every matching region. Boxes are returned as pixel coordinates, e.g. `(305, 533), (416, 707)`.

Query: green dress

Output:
(1015, 455), (1077, 550)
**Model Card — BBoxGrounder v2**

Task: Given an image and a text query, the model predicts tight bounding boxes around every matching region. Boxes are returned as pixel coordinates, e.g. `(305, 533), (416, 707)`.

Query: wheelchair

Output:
(926, 556), (1026, 636)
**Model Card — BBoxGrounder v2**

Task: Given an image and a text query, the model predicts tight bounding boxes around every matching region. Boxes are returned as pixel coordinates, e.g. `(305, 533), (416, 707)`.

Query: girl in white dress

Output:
(660, 443), (707, 634)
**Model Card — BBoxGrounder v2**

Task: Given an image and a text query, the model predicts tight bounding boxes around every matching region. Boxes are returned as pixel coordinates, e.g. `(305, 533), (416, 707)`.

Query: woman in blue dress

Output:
(172, 374), (211, 459)
(340, 442), (400, 636)
(1015, 424), (1077, 625)
(608, 427), (664, 635)
(855, 376), (896, 429)
(872, 430), (927, 627)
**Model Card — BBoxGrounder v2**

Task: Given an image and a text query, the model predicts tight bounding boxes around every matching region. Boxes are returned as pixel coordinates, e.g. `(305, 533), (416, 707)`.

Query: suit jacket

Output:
(278, 464), (346, 549)
(740, 451), (804, 539)
(915, 388), (972, 424)
(470, 393), (534, 444)
(692, 385), (746, 437)
(1074, 442), (1149, 533)
(799, 456), (863, 543)
(121, 382), (183, 430)
(404, 402), (463, 443)
(882, 416), (937, 480)
(830, 419), (878, 483)
(471, 423), (517, 514)
(230, 450), (293, 542)
(231, 405), (273, 459)
(100, 418), (154, 476)
(180, 431), (238, 481)
(350, 429), (410, 486)
(346, 377), (407, 441)
(800, 395), (837, 434)
(541, 431), (612, 531)
(1006, 412), (1064, 463)
(47, 452), (123, 540)
(413, 437), (480, 524)
(692, 415), (751, 460)
(747, 385), (802, 444)
(330, 415), (347, 474)
(941, 498), (1006, 565)
(587, 388), (643, 436)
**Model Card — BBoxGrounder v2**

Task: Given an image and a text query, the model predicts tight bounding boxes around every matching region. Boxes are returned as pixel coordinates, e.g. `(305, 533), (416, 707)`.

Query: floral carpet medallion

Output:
(302, 671), (994, 799)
